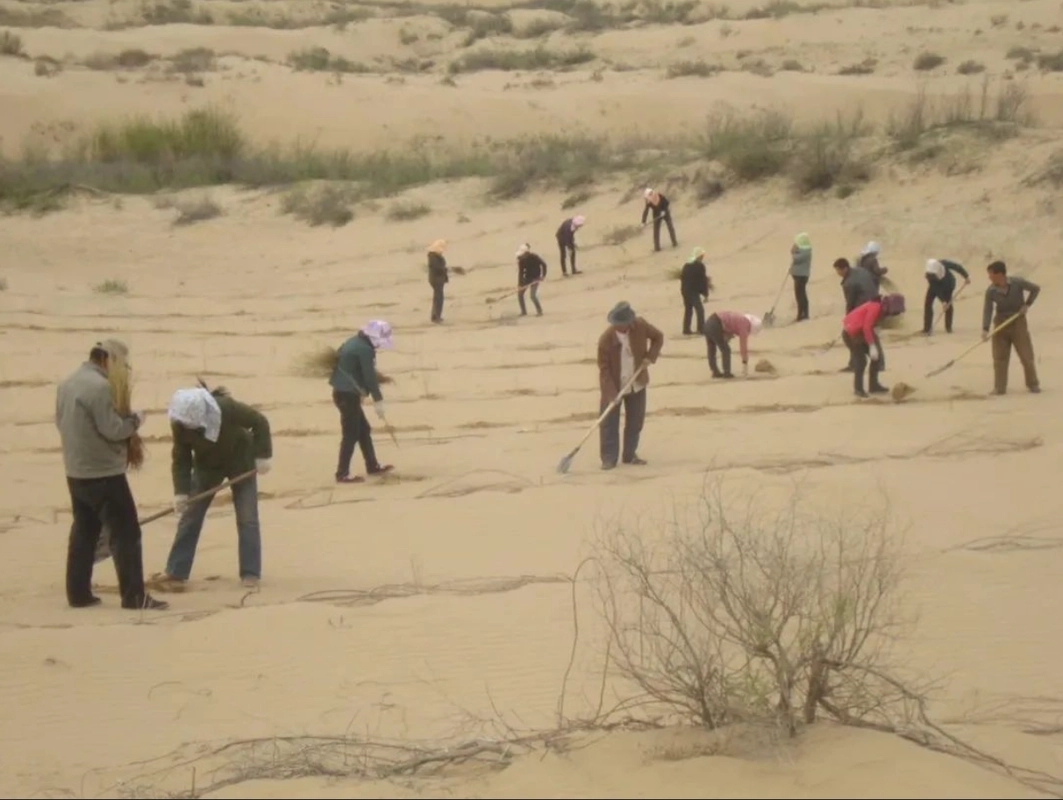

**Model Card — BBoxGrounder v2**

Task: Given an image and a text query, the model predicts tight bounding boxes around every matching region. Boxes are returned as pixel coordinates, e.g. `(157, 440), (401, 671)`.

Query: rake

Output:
(924, 311), (1022, 378)
(486, 279), (543, 305)
(557, 364), (647, 475)
(94, 469), (259, 564)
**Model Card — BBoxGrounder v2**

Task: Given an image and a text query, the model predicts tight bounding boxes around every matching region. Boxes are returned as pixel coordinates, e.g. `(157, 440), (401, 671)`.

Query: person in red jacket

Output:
(842, 293), (905, 397)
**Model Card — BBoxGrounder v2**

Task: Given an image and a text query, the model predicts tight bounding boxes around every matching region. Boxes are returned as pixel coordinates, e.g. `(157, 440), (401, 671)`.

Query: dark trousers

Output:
(704, 313), (732, 376)
(845, 329), (885, 371)
(842, 331), (885, 394)
(558, 240), (577, 274)
(992, 314), (1039, 393)
(66, 474), (147, 609)
(924, 283), (954, 333)
(333, 390), (379, 478)
(652, 214), (678, 251)
(430, 283), (445, 322)
(682, 293), (705, 335)
(518, 282), (542, 315)
(793, 275), (809, 320)
(600, 388), (647, 466)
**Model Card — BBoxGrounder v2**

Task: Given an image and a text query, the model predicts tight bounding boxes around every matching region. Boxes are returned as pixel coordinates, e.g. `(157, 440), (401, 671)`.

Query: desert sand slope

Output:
(2, 0), (1063, 797)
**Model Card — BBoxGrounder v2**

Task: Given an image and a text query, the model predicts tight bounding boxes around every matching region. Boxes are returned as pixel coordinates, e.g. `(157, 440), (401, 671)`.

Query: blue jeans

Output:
(165, 473), (261, 580)
(517, 283), (542, 315)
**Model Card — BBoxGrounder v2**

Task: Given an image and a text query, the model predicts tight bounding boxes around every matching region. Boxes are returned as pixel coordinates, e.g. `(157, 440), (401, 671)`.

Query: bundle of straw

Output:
(107, 359), (144, 470)
(292, 345), (393, 384)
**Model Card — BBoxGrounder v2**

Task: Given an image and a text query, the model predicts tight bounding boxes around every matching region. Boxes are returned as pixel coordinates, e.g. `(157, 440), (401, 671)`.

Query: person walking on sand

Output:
(834, 257), (879, 373)
(856, 241), (889, 288)
(55, 340), (167, 610)
(982, 261), (1041, 395)
(641, 188), (678, 252)
(555, 215), (584, 276)
(427, 239), (448, 324)
(923, 258), (970, 335)
(790, 233), (812, 322)
(597, 302), (664, 470)
(680, 247), (711, 335)
(152, 386), (273, 592)
(842, 293), (905, 398)
(331, 321), (396, 483)
(704, 311), (762, 379)
(515, 243), (547, 317)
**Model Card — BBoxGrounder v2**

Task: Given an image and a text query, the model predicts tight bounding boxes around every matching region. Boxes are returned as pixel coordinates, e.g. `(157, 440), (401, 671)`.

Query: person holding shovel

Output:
(680, 247), (710, 335)
(597, 302), (664, 470)
(515, 243), (547, 317)
(834, 257), (880, 373)
(842, 293), (905, 398)
(641, 188), (678, 252)
(704, 311), (762, 379)
(982, 261), (1041, 395)
(153, 385), (273, 591)
(790, 233), (812, 322)
(331, 321), (396, 483)
(923, 258), (970, 335)
(555, 215), (584, 276)
(55, 339), (167, 611)
(427, 239), (448, 324)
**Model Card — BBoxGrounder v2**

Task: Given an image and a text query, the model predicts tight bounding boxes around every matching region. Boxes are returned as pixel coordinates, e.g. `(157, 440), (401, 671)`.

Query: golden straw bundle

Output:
(292, 345), (394, 384)
(107, 359), (144, 470)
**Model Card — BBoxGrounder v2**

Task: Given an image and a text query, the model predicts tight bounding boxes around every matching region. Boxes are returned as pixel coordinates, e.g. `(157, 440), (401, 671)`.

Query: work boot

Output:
(69, 595), (102, 609)
(367, 464), (394, 476)
(853, 367), (868, 398)
(869, 365), (888, 394)
(123, 594), (169, 611)
(601, 461), (616, 471)
(623, 456), (647, 466)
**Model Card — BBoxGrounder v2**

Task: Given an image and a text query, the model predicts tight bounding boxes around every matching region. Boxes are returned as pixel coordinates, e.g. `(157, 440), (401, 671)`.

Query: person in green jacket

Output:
(330, 320), (395, 483)
(790, 232), (812, 322)
(154, 386), (272, 591)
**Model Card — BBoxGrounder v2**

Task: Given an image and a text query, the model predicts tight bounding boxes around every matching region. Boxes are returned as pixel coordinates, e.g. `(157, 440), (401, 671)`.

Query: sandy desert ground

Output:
(2, 0), (1063, 797)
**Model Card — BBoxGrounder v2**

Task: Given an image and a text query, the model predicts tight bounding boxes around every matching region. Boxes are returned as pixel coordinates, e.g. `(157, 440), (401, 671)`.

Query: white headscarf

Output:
(744, 314), (763, 335)
(516, 243), (530, 258)
(168, 388), (222, 443)
(361, 320), (393, 350)
(925, 259), (946, 280)
(861, 241), (880, 256)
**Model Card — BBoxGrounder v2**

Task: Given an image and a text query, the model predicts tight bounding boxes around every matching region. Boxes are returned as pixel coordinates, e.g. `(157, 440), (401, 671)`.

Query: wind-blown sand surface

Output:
(2, 0), (1063, 797)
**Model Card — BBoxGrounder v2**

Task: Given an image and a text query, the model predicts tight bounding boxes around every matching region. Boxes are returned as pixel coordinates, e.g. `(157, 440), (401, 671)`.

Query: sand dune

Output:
(2, 0), (1063, 797)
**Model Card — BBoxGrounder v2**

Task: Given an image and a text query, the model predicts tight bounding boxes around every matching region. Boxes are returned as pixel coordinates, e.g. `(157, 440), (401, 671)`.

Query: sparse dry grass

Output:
(281, 184), (357, 227)
(173, 195), (222, 226)
(94, 279), (129, 295)
(385, 200), (432, 221)
(914, 51), (946, 71)
(170, 47), (216, 73)
(838, 58), (877, 75)
(288, 46), (369, 73)
(1037, 50), (1063, 72)
(957, 59), (985, 75)
(603, 224), (642, 245)
(666, 59), (720, 78)
(0, 7), (72, 27)
(448, 45), (594, 73)
(0, 29), (23, 56)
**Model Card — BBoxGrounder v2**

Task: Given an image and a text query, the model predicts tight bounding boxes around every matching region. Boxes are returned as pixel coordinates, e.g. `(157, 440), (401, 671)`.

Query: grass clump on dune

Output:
(448, 45), (594, 73)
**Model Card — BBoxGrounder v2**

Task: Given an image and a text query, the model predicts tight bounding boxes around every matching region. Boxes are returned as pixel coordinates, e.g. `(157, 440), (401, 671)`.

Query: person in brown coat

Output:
(597, 302), (664, 470)
(982, 260), (1041, 394)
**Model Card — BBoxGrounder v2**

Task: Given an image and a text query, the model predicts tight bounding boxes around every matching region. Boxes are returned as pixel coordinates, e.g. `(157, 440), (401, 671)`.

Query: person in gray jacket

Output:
(330, 321), (395, 483)
(790, 232), (812, 322)
(834, 258), (881, 372)
(54, 340), (167, 611)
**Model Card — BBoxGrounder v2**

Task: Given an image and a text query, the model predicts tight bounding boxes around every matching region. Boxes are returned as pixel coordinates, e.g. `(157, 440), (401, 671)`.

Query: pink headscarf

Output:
(572, 215), (585, 229)
(361, 320), (393, 350)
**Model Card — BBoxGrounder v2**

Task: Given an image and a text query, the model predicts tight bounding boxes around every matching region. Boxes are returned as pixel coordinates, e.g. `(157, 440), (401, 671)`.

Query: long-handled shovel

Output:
(557, 363), (648, 475)
(486, 279), (543, 305)
(94, 469), (259, 564)
(762, 270), (791, 328)
(924, 311), (1022, 378)
(930, 282), (968, 332)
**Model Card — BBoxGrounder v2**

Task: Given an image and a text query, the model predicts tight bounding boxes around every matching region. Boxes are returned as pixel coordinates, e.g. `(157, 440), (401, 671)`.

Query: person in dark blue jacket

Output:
(923, 258), (970, 334)
(329, 321), (394, 483)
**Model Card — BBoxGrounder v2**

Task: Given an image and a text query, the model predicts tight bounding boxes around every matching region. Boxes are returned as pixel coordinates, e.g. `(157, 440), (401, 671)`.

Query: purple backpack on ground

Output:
(880, 293), (905, 316)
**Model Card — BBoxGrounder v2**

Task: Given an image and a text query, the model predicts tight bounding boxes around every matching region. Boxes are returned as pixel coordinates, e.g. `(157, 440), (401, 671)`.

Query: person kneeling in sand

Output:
(842, 293), (905, 398)
(154, 386), (272, 591)
(704, 311), (762, 379)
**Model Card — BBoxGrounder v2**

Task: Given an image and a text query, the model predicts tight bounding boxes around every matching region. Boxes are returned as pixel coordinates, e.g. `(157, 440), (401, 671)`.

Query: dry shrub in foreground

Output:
(593, 479), (911, 736)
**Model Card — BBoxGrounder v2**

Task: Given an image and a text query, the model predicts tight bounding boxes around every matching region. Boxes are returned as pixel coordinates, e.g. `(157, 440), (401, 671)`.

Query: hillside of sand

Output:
(2, 0), (1063, 797)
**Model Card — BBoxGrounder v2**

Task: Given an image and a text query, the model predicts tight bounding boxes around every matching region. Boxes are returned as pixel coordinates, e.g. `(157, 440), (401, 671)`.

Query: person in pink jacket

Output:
(842, 293), (905, 397)
(704, 311), (762, 378)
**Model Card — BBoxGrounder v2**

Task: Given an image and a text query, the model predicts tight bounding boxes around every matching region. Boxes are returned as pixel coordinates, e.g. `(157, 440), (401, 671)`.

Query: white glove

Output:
(868, 343), (881, 362)
(132, 410), (145, 428)
(374, 400), (386, 421)
(174, 495), (189, 515)
(255, 458), (271, 475)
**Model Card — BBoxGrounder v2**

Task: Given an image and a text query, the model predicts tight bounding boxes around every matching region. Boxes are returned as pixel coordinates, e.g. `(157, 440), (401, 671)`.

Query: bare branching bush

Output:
(593, 479), (912, 737)
(791, 110), (871, 196)
(173, 195), (222, 226)
(281, 183), (356, 227)
(888, 80), (1032, 151)
(603, 224), (642, 245)
(704, 109), (794, 182)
